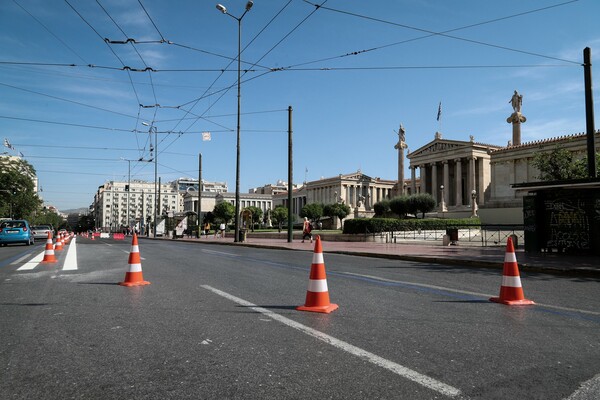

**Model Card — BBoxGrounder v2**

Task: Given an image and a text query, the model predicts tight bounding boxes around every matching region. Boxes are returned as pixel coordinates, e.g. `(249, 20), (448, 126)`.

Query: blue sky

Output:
(1, 0), (598, 211)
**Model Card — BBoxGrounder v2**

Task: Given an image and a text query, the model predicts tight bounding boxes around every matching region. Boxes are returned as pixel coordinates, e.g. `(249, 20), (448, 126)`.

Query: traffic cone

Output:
(91, 232), (95, 240)
(490, 237), (534, 306)
(40, 232), (58, 263)
(297, 236), (338, 313)
(54, 233), (64, 251)
(119, 234), (150, 287)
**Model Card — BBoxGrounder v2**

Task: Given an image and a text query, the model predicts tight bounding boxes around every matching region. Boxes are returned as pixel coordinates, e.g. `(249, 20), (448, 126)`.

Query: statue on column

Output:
(394, 123), (408, 195)
(506, 90), (526, 146)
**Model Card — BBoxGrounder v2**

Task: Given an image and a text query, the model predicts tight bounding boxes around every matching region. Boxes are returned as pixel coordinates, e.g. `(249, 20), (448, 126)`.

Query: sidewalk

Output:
(149, 233), (600, 277)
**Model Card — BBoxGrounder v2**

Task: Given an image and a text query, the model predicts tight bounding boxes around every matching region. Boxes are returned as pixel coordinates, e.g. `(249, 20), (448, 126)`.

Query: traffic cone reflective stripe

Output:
(297, 236), (338, 314)
(40, 232), (57, 263)
(490, 237), (534, 306)
(119, 234), (150, 287)
(54, 234), (63, 251)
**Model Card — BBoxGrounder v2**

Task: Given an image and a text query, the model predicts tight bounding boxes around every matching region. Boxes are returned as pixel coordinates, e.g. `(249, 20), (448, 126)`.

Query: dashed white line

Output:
(201, 284), (462, 398)
(16, 250), (45, 271)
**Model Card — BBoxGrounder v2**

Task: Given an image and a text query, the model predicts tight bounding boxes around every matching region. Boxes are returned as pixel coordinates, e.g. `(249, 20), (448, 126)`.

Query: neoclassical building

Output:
(274, 171), (397, 222)
(407, 133), (502, 209)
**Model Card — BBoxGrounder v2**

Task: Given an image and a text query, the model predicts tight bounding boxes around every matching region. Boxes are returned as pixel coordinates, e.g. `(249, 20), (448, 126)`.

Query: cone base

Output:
(119, 280), (151, 287)
(296, 303), (339, 314)
(490, 297), (534, 306)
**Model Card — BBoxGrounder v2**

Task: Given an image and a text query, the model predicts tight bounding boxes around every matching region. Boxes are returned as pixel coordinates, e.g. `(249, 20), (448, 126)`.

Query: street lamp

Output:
(471, 190), (478, 217)
(142, 121), (158, 237)
(216, 0), (253, 243)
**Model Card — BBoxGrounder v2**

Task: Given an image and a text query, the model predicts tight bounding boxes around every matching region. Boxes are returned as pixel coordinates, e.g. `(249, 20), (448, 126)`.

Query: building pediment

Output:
(408, 139), (471, 158)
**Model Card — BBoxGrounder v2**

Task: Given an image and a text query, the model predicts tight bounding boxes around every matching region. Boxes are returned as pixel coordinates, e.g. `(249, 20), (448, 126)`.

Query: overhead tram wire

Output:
(164, 0), (297, 140)
(96, 0), (161, 156)
(0, 82), (138, 120)
(301, 0), (581, 66)
(65, 0), (144, 113)
(286, 0), (582, 70)
(159, 0), (324, 155)
(12, 0), (88, 64)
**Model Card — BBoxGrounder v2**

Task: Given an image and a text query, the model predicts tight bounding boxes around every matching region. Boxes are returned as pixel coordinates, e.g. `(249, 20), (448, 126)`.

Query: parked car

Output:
(31, 225), (53, 240)
(0, 220), (34, 246)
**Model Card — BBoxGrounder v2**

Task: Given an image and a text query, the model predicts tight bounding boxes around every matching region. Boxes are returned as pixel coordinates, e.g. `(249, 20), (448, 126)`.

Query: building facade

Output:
(273, 171), (397, 223)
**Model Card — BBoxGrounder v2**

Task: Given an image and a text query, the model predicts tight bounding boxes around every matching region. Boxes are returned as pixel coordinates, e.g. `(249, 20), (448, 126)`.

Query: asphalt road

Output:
(1, 236), (599, 399)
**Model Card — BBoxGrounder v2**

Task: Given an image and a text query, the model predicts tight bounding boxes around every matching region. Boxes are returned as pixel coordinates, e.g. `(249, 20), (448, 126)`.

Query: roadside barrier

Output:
(40, 232), (57, 263)
(113, 233), (125, 240)
(490, 237), (534, 306)
(119, 233), (151, 287)
(297, 235), (339, 314)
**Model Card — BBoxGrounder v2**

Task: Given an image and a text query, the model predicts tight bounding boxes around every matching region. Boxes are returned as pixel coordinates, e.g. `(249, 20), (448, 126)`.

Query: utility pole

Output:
(198, 153), (202, 237)
(584, 47), (596, 178)
(287, 106), (293, 242)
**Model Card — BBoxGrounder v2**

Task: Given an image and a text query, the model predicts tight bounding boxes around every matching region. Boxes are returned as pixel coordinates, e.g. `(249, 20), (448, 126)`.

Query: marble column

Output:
(469, 157), (477, 203)
(411, 166), (417, 194)
(442, 161), (450, 205)
(454, 158), (462, 206)
(431, 163), (438, 202)
(420, 165), (427, 195)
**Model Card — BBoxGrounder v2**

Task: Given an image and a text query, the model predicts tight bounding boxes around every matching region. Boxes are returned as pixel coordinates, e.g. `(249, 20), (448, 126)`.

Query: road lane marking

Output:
(16, 251), (45, 271)
(63, 237), (77, 270)
(201, 249), (240, 257)
(341, 272), (600, 317)
(565, 372), (600, 400)
(11, 253), (31, 265)
(201, 284), (462, 398)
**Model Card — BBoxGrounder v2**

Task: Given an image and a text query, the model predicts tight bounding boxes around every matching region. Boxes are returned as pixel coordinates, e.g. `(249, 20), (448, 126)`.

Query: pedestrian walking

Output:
(302, 217), (313, 243)
(204, 222), (211, 237)
(219, 222), (226, 238)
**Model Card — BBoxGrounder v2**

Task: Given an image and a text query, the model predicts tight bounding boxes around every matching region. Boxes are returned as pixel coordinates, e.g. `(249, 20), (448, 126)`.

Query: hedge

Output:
(343, 217), (481, 234)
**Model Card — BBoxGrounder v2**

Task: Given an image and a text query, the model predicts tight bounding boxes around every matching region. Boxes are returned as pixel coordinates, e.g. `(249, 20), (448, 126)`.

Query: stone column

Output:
(411, 166), (417, 194)
(454, 158), (462, 206)
(469, 157), (477, 203)
(420, 165), (427, 195)
(431, 163), (438, 202)
(442, 161), (450, 206)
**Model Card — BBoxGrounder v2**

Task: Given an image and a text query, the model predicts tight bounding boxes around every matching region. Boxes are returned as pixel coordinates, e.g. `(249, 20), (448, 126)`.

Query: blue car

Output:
(0, 220), (35, 246)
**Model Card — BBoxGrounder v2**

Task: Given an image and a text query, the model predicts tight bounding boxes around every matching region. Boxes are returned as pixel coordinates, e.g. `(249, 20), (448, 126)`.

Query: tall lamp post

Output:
(216, 0), (253, 243)
(142, 122), (158, 238)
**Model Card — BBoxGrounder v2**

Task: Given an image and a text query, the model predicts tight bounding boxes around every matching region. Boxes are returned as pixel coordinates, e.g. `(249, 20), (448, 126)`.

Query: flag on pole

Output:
(436, 102), (442, 121)
(202, 132), (211, 141)
(3, 138), (14, 150)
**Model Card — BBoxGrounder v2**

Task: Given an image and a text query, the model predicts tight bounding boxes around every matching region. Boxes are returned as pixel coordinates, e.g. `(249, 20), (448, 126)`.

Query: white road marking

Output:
(343, 272), (600, 316)
(201, 249), (240, 257)
(11, 253), (31, 265)
(565, 372), (600, 400)
(63, 237), (77, 270)
(16, 251), (45, 271)
(201, 284), (462, 398)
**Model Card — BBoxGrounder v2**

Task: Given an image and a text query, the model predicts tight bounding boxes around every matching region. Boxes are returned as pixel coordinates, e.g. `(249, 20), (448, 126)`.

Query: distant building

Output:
(250, 180), (298, 195)
(273, 171), (397, 223)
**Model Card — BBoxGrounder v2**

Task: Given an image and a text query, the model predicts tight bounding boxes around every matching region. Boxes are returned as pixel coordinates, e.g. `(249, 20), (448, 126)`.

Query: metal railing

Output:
(371, 225), (525, 247)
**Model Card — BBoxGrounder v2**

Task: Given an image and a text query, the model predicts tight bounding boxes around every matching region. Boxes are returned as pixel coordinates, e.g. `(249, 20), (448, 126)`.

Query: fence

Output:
(372, 225), (525, 247)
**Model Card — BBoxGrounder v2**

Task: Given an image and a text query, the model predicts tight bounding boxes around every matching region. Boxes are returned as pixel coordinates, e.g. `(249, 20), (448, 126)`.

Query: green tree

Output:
(271, 205), (288, 231)
(532, 145), (600, 181)
(0, 157), (41, 219)
(414, 193), (436, 218)
(389, 196), (409, 218)
(323, 203), (350, 229)
(300, 203), (324, 223)
(213, 201), (235, 225)
(373, 199), (391, 217)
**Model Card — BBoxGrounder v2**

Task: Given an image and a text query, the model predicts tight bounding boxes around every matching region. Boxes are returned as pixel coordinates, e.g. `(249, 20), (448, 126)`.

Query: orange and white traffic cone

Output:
(490, 237), (534, 306)
(40, 232), (58, 263)
(297, 236), (338, 313)
(119, 233), (150, 287)
(54, 233), (64, 251)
